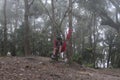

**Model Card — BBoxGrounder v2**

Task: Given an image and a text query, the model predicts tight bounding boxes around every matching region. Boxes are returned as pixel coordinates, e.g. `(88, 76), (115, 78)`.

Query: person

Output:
(51, 35), (62, 60)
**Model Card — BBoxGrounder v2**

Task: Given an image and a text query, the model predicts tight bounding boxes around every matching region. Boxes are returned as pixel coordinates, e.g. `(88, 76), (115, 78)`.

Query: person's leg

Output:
(51, 48), (59, 61)
(60, 52), (64, 59)
(51, 48), (56, 59)
(63, 51), (68, 63)
(54, 49), (59, 61)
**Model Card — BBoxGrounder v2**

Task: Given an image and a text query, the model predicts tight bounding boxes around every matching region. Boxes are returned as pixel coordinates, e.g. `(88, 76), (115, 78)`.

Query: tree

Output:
(24, 0), (34, 56)
(3, 0), (7, 56)
(104, 28), (116, 68)
(66, 0), (73, 63)
(12, 0), (20, 56)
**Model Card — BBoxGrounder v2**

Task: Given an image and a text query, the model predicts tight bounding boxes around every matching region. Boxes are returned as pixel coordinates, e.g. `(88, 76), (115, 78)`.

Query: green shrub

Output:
(85, 63), (94, 68)
(72, 53), (82, 64)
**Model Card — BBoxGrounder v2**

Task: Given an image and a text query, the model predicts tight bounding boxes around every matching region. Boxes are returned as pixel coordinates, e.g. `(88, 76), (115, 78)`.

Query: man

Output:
(51, 35), (62, 61)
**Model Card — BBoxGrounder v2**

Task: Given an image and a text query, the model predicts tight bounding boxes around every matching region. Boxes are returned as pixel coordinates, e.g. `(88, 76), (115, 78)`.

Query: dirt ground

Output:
(0, 57), (120, 80)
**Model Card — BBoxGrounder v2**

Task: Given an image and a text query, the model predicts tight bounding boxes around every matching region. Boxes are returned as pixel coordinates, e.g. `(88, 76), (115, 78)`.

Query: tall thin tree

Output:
(24, 0), (34, 56)
(3, 0), (7, 56)
(67, 0), (73, 63)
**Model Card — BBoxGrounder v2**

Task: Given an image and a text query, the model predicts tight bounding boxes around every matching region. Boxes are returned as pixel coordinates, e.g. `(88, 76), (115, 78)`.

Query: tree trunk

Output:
(107, 44), (112, 68)
(87, 13), (93, 64)
(66, 0), (73, 63)
(32, 17), (36, 55)
(93, 13), (97, 68)
(51, 0), (56, 37)
(81, 26), (85, 56)
(3, 0), (7, 56)
(12, 0), (19, 56)
(24, 0), (31, 56)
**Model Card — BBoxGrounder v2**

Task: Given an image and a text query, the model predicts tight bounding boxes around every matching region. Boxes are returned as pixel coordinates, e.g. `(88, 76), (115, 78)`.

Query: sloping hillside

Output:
(0, 57), (119, 80)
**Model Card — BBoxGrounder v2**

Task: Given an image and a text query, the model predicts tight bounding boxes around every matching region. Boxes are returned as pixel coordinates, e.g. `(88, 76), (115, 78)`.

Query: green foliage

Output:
(85, 63), (94, 68)
(82, 48), (93, 63)
(72, 53), (82, 64)
(16, 51), (25, 56)
(86, 47), (93, 53)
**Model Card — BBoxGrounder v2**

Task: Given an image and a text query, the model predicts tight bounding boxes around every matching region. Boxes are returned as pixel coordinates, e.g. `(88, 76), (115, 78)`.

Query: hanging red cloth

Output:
(66, 28), (72, 40)
(61, 41), (66, 52)
(61, 27), (72, 52)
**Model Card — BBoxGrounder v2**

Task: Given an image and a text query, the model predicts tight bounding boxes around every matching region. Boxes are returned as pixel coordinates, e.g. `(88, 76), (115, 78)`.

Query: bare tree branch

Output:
(98, 8), (120, 32)
(39, 0), (59, 27)
(38, 0), (77, 38)
(109, 0), (120, 13)
(58, 0), (77, 39)
(28, 0), (35, 9)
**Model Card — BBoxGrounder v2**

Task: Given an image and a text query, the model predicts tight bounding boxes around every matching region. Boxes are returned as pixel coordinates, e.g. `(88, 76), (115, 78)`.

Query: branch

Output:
(28, 0), (35, 9)
(39, 0), (58, 27)
(109, 0), (120, 13)
(39, 0), (77, 37)
(59, 0), (77, 28)
(72, 0), (77, 3)
(100, 10), (119, 31)
(57, 0), (77, 39)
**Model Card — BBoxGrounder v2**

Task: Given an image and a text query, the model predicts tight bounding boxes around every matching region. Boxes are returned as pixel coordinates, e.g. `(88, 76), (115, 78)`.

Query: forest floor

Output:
(0, 57), (120, 80)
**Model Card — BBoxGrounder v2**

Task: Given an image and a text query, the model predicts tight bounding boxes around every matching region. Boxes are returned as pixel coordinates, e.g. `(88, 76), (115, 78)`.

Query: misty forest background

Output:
(0, 0), (120, 68)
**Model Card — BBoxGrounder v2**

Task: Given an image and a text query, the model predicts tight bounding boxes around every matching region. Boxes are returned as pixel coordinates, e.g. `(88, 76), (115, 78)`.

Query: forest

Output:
(0, 0), (120, 71)
(0, 0), (120, 80)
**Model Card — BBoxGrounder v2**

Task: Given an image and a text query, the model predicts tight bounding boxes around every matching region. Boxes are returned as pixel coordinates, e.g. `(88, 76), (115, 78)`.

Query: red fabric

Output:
(66, 28), (72, 40)
(53, 27), (72, 52)
(61, 41), (66, 52)
(54, 38), (66, 52)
